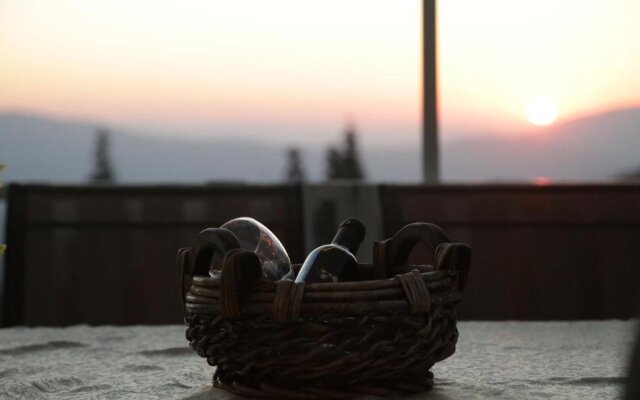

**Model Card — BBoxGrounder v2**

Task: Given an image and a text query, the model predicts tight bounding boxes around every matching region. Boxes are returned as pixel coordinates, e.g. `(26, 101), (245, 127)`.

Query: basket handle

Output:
(434, 242), (471, 291)
(373, 222), (451, 279)
(218, 249), (263, 318)
(177, 228), (241, 310)
(176, 247), (190, 310)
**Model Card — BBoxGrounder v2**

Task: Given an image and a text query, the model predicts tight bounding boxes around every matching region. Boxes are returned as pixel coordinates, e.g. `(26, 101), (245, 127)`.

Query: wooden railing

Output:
(379, 184), (640, 320)
(2, 183), (640, 325)
(2, 184), (304, 326)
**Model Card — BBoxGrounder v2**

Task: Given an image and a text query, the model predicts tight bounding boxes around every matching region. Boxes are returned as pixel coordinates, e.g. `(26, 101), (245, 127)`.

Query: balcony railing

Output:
(3, 182), (640, 326)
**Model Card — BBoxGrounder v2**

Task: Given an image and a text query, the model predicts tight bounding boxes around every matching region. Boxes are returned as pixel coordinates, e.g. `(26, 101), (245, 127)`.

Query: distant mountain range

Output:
(1, 108), (639, 184)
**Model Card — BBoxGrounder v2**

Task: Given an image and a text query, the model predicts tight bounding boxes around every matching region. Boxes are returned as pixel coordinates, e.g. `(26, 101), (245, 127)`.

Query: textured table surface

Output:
(0, 321), (636, 399)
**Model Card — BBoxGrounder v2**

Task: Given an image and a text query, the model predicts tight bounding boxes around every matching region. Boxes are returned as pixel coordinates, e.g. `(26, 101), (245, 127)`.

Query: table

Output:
(0, 321), (636, 399)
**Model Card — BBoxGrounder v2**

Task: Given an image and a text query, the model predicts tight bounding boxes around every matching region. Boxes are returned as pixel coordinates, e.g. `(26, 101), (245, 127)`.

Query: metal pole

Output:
(422, 0), (439, 183)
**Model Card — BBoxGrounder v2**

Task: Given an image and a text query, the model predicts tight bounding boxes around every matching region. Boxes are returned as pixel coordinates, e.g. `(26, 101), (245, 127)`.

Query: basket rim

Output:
(190, 263), (451, 290)
(184, 265), (462, 320)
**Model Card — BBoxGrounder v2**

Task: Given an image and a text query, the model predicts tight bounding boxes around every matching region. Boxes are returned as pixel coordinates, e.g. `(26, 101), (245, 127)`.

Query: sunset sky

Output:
(1, 0), (639, 146)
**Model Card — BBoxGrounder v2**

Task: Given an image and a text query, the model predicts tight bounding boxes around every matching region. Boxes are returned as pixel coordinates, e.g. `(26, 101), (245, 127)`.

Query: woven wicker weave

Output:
(179, 222), (471, 399)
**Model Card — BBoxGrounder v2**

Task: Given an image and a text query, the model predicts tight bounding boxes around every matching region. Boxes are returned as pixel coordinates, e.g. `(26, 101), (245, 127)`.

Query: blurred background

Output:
(1, 0), (639, 325)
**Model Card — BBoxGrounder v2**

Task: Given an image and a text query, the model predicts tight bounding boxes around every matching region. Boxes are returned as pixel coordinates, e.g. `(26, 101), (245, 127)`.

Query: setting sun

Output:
(526, 96), (558, 126)
(1, 0), (639, 143)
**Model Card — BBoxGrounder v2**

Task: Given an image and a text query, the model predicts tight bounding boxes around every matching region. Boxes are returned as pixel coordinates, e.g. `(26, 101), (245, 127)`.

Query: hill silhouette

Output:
(1, 108), (639, 183)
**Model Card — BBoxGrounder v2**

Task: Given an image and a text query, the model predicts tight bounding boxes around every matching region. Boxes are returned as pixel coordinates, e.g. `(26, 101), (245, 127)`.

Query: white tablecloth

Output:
(0, 321), (636, 399)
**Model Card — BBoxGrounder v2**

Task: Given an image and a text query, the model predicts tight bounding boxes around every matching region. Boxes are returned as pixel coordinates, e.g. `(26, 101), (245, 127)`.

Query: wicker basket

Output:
(178, 222), (471, 399)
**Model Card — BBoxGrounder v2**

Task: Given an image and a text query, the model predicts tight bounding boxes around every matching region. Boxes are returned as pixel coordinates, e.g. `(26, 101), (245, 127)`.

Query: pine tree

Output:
(326, 147), (344, 180)
(285, 147), (306, 183)
(325, 122), (365, 181)
(342, 123), (364, 180)
(90, 127), (116, 183)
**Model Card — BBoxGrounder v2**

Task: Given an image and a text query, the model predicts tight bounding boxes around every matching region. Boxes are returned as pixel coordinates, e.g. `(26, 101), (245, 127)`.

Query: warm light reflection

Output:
(534, 177), (552, 186)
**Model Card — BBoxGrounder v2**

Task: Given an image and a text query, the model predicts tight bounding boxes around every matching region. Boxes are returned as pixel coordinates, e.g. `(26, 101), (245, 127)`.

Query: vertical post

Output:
(423, 0), (439, 183)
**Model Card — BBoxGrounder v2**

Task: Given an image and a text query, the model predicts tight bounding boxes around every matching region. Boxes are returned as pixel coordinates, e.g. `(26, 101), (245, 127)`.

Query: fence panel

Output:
(379, 184), (640, 320)
(2, 184), (304, 326)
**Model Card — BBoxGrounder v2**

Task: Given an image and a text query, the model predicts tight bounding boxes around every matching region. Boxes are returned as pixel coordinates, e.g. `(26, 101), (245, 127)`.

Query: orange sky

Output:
(1, 0), (639, 145)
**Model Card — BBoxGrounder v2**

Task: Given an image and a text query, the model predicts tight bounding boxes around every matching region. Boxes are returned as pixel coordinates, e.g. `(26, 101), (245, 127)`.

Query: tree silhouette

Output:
(342, 124), (364, 179)
(326, 122), (365, 180)
(285, 147), (306, 183)
(617, 163), (640, 180)
(90, 127), (116, 183)
(326, 147), (344, 179)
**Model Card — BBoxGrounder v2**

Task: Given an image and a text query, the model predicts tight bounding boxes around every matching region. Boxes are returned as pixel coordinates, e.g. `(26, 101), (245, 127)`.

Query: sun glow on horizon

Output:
(526, 97), (558, 126)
